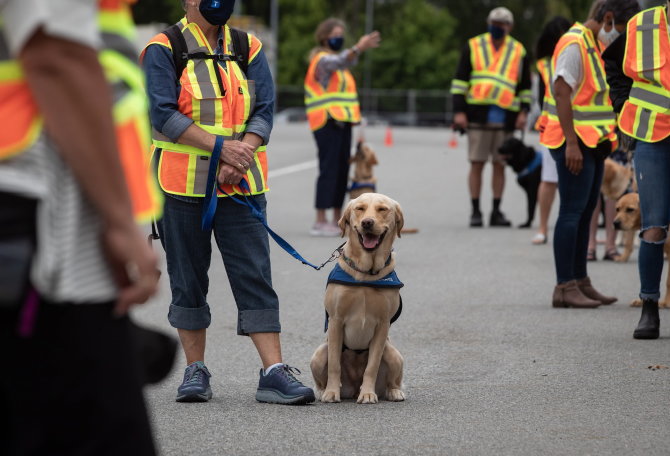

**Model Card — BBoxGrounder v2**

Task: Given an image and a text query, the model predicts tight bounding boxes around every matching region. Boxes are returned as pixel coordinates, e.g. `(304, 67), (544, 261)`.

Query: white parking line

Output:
(268, 160), (317, 178)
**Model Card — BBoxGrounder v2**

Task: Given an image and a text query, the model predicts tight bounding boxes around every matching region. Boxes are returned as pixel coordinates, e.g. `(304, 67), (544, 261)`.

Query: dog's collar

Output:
(341, 251), (393, 276)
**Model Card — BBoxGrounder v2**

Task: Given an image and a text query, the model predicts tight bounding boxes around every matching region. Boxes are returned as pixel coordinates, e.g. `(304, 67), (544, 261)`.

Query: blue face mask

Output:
(488, 24), (506, 40)
(327, 37), (344, 51)
(199, 0), (236, 26)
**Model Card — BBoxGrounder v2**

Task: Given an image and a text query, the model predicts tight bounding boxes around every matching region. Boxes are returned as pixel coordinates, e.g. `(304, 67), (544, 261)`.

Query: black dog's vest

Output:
(324, 264), (403, 352)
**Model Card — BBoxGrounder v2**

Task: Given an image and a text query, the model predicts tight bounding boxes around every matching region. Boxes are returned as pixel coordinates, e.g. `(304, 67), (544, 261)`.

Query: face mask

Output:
(488, 24), (506, 40)
(597, 20), (620, 48)
(327, 37), (344, 51)
(199, 0), (235, 26)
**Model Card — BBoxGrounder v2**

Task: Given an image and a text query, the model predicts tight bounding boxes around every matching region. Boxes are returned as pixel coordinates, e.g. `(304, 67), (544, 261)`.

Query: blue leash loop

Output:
(200, 136), (343, 270)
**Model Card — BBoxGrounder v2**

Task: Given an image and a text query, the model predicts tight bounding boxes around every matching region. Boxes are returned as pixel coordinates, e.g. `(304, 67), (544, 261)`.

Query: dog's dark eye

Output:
(626, 208), (635, 213)
(355, 207), (365, 212)
(377, 207), (388, 212)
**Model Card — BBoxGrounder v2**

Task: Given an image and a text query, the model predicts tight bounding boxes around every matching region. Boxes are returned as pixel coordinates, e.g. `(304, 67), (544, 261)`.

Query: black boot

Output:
(633, 299), (660, 340)
(489, 210), (511, 227)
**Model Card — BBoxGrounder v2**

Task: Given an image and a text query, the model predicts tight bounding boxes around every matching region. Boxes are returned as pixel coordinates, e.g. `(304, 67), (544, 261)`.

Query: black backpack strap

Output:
(230, 27), (249, 76)
(163, 24), (188, 81)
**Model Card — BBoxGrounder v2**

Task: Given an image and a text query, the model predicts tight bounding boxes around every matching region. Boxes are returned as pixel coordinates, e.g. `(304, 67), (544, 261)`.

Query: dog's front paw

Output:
(386, 389), (405, 402)
(659, 299), (670, 309)
(357, 391), (378, 404)
(614, 254), (628, 263)
(630, 298), (642, 307)
(321, 390), (341, 403)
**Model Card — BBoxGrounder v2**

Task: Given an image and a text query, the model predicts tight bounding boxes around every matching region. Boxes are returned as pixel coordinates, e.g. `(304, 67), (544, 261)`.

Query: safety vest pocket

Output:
(236, 78), (256, 123)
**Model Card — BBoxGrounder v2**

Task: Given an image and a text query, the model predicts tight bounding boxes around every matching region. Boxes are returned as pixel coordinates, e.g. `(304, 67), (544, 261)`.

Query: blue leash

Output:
(201, 136), (343, 270)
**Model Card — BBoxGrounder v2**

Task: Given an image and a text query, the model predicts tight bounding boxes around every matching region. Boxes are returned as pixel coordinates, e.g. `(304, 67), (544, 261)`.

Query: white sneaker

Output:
(309, 222), (340, 237)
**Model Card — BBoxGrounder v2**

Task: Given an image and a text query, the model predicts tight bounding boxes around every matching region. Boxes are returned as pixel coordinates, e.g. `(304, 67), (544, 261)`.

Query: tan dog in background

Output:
(310, 193), (405, 404)
(349, 141), (378, 200)
(602, 158), (633, 201)
(613, 192), (670, 308)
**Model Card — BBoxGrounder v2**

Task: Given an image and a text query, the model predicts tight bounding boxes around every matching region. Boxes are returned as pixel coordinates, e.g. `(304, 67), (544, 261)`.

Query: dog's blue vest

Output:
(324, 263), (403, 335)
(517, 151), (542, 180)
(348, 181), (376, 192)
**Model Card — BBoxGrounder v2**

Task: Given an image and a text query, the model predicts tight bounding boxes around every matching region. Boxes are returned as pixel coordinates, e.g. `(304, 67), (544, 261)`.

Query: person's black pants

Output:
(313, 119), (352, 210)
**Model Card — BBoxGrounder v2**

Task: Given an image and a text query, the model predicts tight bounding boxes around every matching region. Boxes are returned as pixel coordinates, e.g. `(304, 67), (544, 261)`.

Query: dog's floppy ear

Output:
(368, 149), (379, 166)
(394, 202), (404, 238)
(338, 202), (353, 237)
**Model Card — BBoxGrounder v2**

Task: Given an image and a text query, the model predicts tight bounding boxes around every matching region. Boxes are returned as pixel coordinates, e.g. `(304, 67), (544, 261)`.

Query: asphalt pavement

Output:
(134, 123), (670, 456)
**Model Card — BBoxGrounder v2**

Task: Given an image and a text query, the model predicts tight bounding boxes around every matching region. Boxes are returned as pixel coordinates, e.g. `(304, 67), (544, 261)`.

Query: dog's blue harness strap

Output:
(326, 263), (403, 288)
(517, 151), (542, 179)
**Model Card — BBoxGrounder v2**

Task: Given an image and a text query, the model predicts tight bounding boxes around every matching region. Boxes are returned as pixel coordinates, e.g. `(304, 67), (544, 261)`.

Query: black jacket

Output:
(602, 34), (632, 114)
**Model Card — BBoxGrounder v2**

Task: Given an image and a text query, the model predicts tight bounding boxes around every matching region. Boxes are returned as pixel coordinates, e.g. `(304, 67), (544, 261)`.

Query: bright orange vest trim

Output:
(145, 19), (268, 198)
(534, 57), (553, 132)
(618, 7), (670, 143)
(304, 51), (361, 131)
(540, 23), (617, 149)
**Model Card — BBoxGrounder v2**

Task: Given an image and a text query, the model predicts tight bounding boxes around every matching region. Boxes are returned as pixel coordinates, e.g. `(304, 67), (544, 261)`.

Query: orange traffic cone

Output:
(384, 126), (394, 147)
(448, 132), (458, 148)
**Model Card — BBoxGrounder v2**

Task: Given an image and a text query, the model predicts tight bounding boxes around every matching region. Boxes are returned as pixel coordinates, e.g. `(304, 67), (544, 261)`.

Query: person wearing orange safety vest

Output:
(0, 0), (159, 454)
(304, 18), (380, 236)
(530, 16), (572, 247)
(451, 7), (532, 229)
(539, 0), (639, 310)
(603, 2), (670, 340)
(141, 0), (315, 405)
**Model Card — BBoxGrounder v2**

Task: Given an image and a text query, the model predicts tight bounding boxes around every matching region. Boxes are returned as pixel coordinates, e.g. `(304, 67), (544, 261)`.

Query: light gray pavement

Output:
(134, 123), (670, 456)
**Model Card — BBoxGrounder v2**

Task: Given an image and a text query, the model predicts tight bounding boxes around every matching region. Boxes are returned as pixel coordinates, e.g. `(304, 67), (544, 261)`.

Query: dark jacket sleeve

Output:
(603, 33), (631, 114)
(517, 53), (532, 112)
(451, 44), (472, 114)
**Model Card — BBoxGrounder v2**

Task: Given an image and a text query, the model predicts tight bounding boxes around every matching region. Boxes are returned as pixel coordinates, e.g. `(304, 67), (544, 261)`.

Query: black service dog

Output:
(498, 137), (542, 228)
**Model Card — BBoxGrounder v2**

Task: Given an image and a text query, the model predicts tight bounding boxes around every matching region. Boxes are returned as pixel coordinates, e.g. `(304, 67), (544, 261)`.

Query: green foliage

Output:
(132, 0), (183, 25)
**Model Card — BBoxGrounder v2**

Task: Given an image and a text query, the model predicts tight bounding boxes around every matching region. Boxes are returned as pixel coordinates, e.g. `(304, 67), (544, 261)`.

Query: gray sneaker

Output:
(176, 361), (212, 402)
(256, 365), (315, 405)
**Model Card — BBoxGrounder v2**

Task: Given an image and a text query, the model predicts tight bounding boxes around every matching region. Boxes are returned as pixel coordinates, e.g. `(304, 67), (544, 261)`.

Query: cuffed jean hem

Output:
(168, 304), (212, 330)
(639, 292), (661, 301)
(238, 309), (281, 336)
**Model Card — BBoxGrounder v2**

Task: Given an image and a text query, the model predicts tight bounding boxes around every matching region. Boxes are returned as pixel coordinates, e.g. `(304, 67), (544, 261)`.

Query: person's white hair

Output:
(487, 7), (514, 25)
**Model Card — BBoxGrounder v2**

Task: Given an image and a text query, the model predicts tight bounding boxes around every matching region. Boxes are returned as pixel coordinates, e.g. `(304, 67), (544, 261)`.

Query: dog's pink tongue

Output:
(363, 234), (380, 249)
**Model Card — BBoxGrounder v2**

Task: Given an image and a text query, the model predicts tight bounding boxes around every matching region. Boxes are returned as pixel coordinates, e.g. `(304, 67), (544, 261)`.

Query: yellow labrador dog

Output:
(310, 193), (405, 404)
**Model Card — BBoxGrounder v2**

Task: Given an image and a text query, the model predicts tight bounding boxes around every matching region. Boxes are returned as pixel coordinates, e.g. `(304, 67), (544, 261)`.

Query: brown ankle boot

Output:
(552, 280), (601, 308)
(576, 277), (617, 305)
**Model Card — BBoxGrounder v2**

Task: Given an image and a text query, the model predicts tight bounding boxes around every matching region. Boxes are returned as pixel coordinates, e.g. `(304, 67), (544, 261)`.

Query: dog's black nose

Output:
(613, 220), (621, 230)
(361, 218), (374, 230)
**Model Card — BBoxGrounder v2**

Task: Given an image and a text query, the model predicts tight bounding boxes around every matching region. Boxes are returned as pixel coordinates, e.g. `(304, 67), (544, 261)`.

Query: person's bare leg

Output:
(316, 209), (327, 224)
(536, 181), (557, 237)
(250, 332), (282, 369)
(604, 198), (618, 255)
(492, 162), (505, 200)
(469, 162), (485, 199)
(587, 197), (602, 256)
(333, 208), (342, 224)
(177, 328), (206, 365)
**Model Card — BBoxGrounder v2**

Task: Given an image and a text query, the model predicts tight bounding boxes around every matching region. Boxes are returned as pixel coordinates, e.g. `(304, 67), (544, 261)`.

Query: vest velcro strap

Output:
(629, 84), (670, 112)
(305, 95), (359, 110)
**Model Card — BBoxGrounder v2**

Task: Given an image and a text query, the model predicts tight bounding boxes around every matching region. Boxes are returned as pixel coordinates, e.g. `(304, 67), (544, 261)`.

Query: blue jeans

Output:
(550, 141), (606, 284)
(157, 193), (281, 334)
(634, 136), (670, 300)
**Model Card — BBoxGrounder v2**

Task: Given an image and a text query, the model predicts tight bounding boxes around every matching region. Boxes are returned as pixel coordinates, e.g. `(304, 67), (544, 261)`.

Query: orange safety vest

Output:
(618, 6), (670, 143)
(457, 33), (529, 111)
(0, 1), (161, 222)
(304, 51), (361, 131)
(98, 0), (162, 222)
(143, 19), (268, 197)
(540, 23), (617, 149)
(0, 34), (42, 159)
(534, 57), (553, 132)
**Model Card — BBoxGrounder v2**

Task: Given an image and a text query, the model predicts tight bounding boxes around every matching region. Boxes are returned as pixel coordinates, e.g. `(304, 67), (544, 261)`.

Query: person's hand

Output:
(103, 221), (159, 316)
(356, 31), (381, 52)
(453, 112), (468, 132)
(565, 141), (583, 175)
(220, 140), (255, 173)
(515, 110), (528, 131)
(218, 163), (245, 186)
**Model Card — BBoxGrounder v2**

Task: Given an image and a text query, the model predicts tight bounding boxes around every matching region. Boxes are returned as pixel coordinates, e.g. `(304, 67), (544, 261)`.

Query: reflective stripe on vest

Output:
(618, 7), (670, 142)
(534, 57), (553, 131)
(0, 31), (43, 159)
(466, 33), (525, 111)
(304, 51), (361, 131)
(148, 19), (268, 197)
(539, 23), (617, 149)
